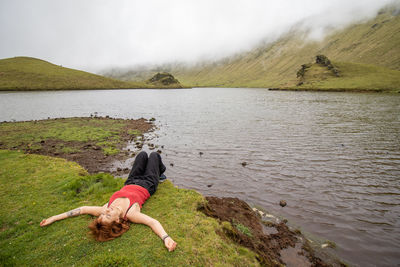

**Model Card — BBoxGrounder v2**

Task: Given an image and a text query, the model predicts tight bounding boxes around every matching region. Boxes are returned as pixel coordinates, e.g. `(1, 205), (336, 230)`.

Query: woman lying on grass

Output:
(40, 151), (177, 252)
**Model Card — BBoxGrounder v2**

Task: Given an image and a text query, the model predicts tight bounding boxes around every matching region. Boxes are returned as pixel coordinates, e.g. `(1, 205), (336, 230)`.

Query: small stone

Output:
(279, 200), (287, 207)
(170, 163), (174, 167)
(117, 168), (122, 172)
(157, 150), (162, 154)
(207, 184), (213, 187)
(199, 152), (203, 156)
(241, 162), (247, 167)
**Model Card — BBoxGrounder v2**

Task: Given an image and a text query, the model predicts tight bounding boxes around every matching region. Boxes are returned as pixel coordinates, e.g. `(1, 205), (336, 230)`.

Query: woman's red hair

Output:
(88, 217), (130, 242)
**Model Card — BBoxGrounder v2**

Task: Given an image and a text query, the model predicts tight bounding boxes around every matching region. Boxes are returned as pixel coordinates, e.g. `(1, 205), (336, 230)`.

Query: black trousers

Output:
(124, 151), (166, 195)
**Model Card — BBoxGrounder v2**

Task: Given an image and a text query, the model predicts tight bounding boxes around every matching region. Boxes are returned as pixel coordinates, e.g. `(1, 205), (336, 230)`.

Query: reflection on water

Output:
(1, 88), (399, 266)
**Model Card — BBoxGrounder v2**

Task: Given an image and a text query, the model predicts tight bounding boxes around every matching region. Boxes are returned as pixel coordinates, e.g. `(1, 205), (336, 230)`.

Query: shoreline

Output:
(0, 116), (346, 266)
(269, 88), (400, 93)
(0, 86), (190, 92)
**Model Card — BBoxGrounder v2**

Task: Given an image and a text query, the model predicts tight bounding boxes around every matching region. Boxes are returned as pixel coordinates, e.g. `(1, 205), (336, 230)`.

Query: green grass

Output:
(0, 150), (259, 266)
(291, 61), (400, 92)
(233, 222), (253, 238)
(0, 57), (176, 90)
(0, 117), (136, 156)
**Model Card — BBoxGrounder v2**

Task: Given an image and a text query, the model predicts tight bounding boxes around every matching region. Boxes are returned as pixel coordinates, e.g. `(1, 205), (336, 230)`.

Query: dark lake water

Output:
(1, 88), (399, 266)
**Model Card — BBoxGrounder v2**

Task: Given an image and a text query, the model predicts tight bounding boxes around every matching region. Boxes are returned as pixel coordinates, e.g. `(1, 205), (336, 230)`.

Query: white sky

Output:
(0, 0), (398, 71)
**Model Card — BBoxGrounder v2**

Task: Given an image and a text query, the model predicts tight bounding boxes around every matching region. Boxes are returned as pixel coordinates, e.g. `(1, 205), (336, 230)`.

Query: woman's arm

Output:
(40, 206), (104, 227)
(127, 212), (177, 252)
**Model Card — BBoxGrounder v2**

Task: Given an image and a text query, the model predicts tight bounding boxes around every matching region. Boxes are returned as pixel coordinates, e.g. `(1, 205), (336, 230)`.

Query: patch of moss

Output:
(234, 222), (253, 237)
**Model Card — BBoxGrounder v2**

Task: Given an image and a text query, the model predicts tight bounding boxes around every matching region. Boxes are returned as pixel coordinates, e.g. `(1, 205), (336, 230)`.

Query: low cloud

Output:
(0, 0), (398, 71)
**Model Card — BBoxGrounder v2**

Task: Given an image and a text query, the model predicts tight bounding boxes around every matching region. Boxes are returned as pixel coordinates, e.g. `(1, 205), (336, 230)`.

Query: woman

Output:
(40, 151), (177, 252)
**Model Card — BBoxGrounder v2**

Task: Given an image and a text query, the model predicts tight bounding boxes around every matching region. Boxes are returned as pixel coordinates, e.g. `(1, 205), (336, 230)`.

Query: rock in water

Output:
(279, 200), (287, 207)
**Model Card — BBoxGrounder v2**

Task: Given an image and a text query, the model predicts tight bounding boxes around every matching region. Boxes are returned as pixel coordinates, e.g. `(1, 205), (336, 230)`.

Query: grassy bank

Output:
(0, 57), (183, 90)
(0, 117), (153, 174)
(0, 150), (259, 266)
(284, 61), (400, 92)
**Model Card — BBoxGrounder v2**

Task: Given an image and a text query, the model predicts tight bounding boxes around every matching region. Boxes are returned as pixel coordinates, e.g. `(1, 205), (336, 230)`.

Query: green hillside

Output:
(0, 57), (155, 90)
(105, 7), (400, 92)
(170, 7), (400, 91)
(174, 7), (400, 91)
(289, 59), (400, 92)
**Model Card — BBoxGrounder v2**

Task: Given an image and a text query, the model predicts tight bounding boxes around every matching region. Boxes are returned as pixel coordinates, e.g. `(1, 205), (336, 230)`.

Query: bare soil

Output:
(200, 197), (344, 267)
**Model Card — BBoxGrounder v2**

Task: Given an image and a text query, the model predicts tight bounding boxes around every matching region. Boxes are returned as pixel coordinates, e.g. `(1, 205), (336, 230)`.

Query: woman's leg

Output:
(127, 151), (148, 180)
(144, 152), (166, 178)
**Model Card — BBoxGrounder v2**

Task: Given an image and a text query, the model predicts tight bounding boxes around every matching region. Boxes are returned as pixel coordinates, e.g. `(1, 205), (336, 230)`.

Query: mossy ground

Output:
(0, 150), (259, 266)
(0, 117), (148, 158)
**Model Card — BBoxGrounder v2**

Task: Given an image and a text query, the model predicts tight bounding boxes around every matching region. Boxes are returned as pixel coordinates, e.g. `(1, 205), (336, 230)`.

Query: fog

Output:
(0, 0), (398, 72)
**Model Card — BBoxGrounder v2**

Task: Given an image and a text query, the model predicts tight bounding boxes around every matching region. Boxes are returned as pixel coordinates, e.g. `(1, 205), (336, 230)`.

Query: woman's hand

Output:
(40, 216), (55, 227)
(164, 236), (177, 252)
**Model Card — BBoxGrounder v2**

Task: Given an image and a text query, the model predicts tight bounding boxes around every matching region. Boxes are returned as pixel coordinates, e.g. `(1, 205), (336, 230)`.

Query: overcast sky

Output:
(0, 0), (398, 71)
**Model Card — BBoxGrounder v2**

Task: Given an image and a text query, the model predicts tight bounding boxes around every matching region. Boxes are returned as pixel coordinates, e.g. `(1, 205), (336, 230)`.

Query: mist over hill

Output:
(104, 5), (400, 91)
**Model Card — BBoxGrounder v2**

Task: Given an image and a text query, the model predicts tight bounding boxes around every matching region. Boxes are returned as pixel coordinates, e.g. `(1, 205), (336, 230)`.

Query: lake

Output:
(1, 88), (399, 266)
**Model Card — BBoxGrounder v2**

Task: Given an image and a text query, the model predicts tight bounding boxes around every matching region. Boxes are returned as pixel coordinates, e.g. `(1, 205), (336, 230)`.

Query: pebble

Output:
(241, 162), (247, 167)
(279, 200), (287, 207)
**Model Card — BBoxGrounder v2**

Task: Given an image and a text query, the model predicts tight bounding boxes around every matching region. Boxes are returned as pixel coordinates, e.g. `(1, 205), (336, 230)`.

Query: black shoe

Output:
(159, 174), (167, 182)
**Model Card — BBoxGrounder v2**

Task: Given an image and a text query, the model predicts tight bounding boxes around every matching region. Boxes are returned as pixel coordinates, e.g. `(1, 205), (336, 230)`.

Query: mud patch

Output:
(199, 196), (343, 267)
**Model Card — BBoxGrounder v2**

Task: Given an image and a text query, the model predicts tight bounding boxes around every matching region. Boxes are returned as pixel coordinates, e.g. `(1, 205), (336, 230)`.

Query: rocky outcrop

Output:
(296, 55), (341, 86)
(315, 55), (340, 77)
(296, 63), (312, 79)
(148, 72), (181, 86)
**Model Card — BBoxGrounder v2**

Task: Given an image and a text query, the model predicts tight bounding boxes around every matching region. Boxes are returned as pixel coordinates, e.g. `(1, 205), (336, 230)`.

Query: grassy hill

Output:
(110, 6), (400, 92)
(288, 60), (400, 92)
(173, 7), (400, 91)
(0, 57), (169, 90)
